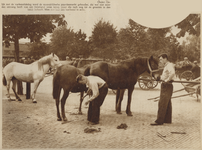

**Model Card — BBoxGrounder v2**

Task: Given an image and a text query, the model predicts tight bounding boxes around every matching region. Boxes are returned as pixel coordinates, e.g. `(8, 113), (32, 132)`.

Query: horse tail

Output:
(52, 70), (61, 99)
(2, 73), (7, 86)
(84, 65), (90, 76)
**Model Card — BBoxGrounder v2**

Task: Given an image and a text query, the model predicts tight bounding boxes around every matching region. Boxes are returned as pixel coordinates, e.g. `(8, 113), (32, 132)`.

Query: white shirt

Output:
(86, 76), (106, 101)
(160, 62), (175, 82)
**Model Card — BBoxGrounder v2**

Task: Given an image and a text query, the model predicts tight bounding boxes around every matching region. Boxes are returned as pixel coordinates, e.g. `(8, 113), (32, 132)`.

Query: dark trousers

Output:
(88, 84), (108, 123)
(155, 82), (173, 124)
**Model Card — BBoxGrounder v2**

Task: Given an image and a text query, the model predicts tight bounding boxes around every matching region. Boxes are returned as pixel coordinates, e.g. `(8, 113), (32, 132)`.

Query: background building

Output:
(2, 43), (30, 59)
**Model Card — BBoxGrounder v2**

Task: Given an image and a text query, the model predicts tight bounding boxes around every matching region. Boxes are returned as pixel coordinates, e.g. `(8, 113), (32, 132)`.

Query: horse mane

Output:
(37, 55), (52, 71)
(120, 57), (147, 67)
(38, 55), (52, 65)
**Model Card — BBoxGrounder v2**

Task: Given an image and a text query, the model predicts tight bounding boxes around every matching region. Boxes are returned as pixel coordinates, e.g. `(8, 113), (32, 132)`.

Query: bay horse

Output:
(3, 53), (61, 103)
(81, 55), (160, 116)
(61, 59), (101, 115)
(52, 64), (89, 121)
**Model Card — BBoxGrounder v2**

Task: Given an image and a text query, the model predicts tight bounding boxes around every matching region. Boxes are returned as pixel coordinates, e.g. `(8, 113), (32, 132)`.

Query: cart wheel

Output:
(146, 77), (158, 89)
(151, 80), (158, 89)
(180, 71), (194, 86)
(138, 80), (149, 90)
(138, 76), (150, 90)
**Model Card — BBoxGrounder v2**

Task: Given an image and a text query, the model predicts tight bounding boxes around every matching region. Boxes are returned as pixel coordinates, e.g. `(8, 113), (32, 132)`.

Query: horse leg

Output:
(115, 89), (120, 111)
(116, 89), (125, 114)
(55, 94), (62, 121)
(5, 79), (11, 100)
(31, 80), (41, 103)
(126, 87), (134, 116)
(12, 79), (22, 101)
(78, 91), (84, 115)
(61, 90), (69, 121)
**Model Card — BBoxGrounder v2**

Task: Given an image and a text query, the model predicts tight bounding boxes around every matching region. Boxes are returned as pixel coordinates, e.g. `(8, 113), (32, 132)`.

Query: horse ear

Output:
(149, 55), (153, 60)
(52, 53), (55, 57)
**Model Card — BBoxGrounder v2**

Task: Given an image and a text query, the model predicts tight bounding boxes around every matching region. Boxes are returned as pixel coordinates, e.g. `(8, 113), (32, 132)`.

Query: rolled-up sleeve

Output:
(88, 82), (99, 101)
(167, 63), (175, 82)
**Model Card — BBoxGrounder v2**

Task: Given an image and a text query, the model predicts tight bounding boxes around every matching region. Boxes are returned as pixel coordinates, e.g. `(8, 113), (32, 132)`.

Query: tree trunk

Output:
(14, 36), (23, 95)
(14, 36), (20, 62)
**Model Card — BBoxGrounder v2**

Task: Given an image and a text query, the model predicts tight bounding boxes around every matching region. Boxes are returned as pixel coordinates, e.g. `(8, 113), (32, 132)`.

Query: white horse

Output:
(2, 53), (62, 103)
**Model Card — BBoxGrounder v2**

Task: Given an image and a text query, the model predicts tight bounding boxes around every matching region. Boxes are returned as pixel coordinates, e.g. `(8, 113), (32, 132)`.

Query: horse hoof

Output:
(78, 112), (83, 115)
(116, 112), (122, 114)
(127, 113), (133, 116)
(32, 99), (37, 103)
(57, 118), (62, 121)
(63, 118), (67, 121)
(18, 99), (22, 101)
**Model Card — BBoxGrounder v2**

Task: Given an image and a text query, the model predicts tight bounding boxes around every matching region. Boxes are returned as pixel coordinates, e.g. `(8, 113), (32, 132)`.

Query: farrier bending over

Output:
(76, 74), (108, 125)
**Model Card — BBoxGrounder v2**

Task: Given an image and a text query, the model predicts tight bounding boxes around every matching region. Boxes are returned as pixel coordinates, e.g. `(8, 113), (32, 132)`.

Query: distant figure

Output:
(193, 60), (198, 66)
(191, 61), (200, 79)
(21, 57), (26, 64)
(66, 56), (71, 61)
(183, 57), (191, 66)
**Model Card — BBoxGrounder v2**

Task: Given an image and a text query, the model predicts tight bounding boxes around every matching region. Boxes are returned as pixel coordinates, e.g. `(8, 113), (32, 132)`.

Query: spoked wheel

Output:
(147, 78), (158, 89)
(138, 76), (150, 90)
(180, 71), (194, 86)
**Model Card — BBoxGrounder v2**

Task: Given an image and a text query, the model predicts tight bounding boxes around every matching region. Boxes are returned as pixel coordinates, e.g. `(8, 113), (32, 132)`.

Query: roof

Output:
(86, 56), (103, 61)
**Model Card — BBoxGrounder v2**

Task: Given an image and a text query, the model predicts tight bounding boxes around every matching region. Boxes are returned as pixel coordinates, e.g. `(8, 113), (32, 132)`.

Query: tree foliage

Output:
(50, 25), (74, 59)
(165, 33), (180, 62)
(175, 14), (200, 38)
(116, 19), (175, 59)
(73, 29), (90, 58)
(117, 19), (149, 59)
(3, 15), (66, 61)
(181, 35), (200, 62)
(90, 19), (118, 59)
(147, 28), (171, 53)
(27, 41), (50, 59)
(50, 26), (89, 60)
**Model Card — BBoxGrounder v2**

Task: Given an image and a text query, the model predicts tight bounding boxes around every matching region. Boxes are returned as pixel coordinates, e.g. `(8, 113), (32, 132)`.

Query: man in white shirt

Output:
(151, 53), (175, 126)
(76, 74), (108, 125)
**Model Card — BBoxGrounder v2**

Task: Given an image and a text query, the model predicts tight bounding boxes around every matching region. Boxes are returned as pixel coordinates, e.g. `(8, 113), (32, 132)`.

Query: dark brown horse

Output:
(52, 56), (160, 121)
(81, 56), (160, 116)
(53, 59), (102, 120)
(52, 64), (88, 121)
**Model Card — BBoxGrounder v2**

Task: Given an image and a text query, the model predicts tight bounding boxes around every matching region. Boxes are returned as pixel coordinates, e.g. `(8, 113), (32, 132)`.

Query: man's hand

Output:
(86, 89), (92, 96)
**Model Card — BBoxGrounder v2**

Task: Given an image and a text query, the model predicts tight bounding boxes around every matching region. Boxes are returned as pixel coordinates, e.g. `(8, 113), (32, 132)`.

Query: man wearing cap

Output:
(151, 53), (175, 126)
(183, 57), (191, 66)
(76, 74), (108, 125)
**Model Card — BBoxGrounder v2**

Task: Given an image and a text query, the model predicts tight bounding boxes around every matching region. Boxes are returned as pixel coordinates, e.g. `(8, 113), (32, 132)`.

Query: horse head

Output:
(49, 53), (62, 68)
(147, 55), (161, 80)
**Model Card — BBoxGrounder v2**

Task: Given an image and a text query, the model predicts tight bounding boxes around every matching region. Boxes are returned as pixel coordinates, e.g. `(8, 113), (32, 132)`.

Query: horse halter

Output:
(147, 59), (159, 77)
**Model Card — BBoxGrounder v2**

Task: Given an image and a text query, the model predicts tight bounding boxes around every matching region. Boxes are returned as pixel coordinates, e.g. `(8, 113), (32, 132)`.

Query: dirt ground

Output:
(1, 76), (201, 149)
